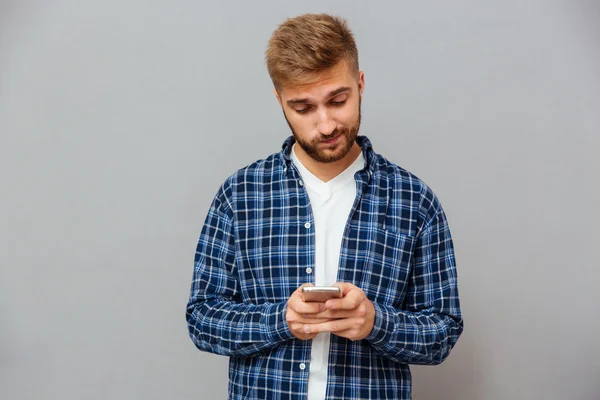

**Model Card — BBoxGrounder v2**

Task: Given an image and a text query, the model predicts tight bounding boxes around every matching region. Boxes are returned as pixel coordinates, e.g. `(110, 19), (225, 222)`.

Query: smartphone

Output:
(302, 286), (343, 302)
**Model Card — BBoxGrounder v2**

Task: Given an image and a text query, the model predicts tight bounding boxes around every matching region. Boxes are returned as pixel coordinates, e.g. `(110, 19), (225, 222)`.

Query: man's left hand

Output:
(302, 282), (376, 341)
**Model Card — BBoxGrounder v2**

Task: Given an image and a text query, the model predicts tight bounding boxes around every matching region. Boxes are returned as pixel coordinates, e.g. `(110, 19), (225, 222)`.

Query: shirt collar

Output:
(290, 142), (365, 195)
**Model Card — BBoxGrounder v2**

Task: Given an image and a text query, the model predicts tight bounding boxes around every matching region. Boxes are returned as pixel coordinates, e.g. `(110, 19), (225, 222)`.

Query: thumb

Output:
(333, 282), (356, 296)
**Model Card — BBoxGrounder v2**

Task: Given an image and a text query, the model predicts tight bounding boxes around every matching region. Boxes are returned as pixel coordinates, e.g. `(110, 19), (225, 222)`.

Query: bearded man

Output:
(186, 13), (463, 400)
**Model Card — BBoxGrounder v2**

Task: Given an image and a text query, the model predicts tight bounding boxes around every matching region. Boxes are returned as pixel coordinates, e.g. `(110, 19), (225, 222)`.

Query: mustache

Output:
(319, 127), (345, 141)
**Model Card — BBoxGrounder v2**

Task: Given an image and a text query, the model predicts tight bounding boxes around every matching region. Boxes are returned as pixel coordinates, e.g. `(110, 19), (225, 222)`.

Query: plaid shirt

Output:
(186, 136), (463, 399)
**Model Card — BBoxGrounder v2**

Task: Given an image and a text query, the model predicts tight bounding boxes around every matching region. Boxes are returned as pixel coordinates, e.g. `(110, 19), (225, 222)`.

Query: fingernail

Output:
(303, 325), (310, 333)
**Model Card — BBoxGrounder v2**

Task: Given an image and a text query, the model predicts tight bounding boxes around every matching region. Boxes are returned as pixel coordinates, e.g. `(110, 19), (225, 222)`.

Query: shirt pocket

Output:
(352, 227), (416, 307)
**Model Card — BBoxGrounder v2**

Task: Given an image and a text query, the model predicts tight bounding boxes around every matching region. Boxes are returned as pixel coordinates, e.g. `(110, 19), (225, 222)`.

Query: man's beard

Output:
(283, 102), (362, 163)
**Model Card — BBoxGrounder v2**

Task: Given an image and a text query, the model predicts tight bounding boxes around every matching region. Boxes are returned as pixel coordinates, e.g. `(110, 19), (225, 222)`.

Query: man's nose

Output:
(316, 109), (336, 135)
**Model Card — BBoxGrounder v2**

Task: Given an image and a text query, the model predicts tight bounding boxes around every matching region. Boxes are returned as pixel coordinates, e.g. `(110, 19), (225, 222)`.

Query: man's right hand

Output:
(286, 284), (334, 340)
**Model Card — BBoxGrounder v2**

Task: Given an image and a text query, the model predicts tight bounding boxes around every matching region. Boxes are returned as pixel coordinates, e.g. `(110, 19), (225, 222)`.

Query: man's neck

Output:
(293, 142), (362, 183)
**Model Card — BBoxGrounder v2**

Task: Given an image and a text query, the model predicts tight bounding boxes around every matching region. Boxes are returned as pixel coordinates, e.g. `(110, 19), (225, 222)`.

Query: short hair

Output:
(265, 13), (359, 92)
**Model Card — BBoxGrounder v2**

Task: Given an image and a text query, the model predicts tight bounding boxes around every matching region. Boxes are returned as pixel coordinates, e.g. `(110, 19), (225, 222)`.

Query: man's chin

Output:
(313, 145), (351, 163)
(294, 130), (358, 163)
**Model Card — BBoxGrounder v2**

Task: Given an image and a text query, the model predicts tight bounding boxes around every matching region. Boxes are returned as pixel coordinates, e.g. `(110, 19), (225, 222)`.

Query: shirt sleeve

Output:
(365, 205), (464, 365)
(185, 191), (295, 357)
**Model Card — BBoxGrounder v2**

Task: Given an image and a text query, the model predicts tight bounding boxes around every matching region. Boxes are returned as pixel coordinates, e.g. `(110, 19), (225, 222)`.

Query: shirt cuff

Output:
(365, 301), (394, 345)
(262, 302), (295, 345)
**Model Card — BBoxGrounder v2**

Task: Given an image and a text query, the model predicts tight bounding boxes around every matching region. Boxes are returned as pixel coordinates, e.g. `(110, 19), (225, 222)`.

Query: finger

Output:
(295, 316), (334, 324)
(289, 324), (320, 340)
(293, 283), (330, 314)
(292, 322), (329, 332)
(313, 305), (367, 320)
(287, 308), (333, 324)
(332, 282), (356, 296)
(293, 300), (326, 314)
(301, 311), (339, 320)
(289, 287), (325, 315)
(303, 318), (359, 334)
(326, 288), (365, 310)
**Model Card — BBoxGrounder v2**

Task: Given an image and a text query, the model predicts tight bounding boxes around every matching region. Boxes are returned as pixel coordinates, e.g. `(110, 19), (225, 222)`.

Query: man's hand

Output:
(286, 284), (333, 340)
(303, 282), (376, 341)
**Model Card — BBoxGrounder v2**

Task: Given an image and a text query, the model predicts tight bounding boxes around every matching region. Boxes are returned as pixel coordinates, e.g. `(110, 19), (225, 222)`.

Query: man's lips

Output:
(321, 134), (341, 144)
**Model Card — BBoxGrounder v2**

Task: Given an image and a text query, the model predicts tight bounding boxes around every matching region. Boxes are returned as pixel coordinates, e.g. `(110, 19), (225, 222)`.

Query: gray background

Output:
(1, 1), (599, 399)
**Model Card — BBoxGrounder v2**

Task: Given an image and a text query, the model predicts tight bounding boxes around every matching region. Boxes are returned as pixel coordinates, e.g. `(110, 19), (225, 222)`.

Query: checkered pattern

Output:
(186, 136), (463, 399)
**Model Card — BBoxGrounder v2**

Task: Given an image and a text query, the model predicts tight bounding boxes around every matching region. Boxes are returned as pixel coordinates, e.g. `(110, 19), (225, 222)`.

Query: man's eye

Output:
(330, 100), (346, 107)
(295, 107), (311, 114)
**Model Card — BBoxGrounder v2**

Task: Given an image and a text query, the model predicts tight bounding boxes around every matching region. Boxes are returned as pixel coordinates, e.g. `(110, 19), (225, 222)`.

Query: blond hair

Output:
(265, 13), (359, 92)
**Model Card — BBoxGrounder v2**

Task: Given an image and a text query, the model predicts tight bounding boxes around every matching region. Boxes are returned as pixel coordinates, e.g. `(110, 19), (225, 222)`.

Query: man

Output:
(186, 13), (463, 399)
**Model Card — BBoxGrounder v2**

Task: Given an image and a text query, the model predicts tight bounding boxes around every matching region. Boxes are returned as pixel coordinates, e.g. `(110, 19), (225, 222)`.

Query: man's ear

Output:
(358, 71), (365, 97)
(273, 89), (282, 106)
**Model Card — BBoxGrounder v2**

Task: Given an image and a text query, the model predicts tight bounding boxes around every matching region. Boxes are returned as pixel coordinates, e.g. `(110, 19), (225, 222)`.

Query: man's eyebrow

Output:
(286, 86), (352, 106)
(327, 86), (352, 99)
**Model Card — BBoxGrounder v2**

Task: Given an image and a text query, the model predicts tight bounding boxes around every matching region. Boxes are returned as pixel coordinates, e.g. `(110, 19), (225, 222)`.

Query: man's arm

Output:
(185, 193), (295, 357)
(366, 207), (463, 365)
(305, 207), (463, 365)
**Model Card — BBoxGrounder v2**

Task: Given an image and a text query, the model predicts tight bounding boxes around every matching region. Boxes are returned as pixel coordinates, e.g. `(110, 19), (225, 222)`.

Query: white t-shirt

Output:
(290, 143), (366, 400)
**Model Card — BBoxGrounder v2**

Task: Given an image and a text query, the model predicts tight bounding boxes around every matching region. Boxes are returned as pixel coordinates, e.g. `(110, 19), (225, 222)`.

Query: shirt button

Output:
(305, 267), (312, 274)
(299, 363), (306, 370)
(304, 222), (311, 229)
(283, 167), (287, 173)
(299, 180), (304, 186)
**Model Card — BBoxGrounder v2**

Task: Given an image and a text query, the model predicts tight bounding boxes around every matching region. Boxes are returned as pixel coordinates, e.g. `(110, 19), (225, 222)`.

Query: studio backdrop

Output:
(1, 1), (599, 399)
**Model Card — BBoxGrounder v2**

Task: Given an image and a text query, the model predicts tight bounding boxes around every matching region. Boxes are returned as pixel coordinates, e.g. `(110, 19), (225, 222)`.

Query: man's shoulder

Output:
(371, 151), (427, 195)
(372, 152), (417, 183)
(371, 152), (444, 225)
(225, 151), (282, 185)
(215, 151), (280, 194)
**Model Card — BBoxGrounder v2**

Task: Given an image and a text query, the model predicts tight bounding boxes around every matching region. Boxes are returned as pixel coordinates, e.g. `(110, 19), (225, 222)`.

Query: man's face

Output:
(276, 61), (364, 163)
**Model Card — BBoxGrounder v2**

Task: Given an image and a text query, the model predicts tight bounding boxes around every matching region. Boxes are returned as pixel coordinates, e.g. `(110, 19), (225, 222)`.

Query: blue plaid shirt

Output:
(186, 136), (463, 399)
